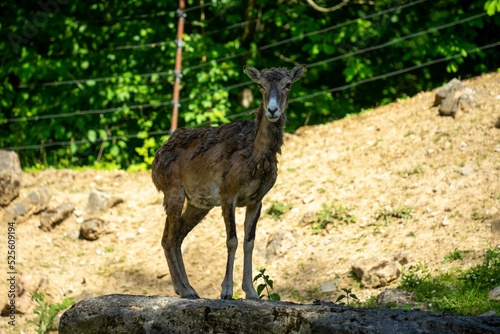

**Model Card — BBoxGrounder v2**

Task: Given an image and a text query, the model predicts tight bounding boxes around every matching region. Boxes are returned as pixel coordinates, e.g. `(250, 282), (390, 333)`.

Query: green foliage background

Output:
(1, 0), (499, 169)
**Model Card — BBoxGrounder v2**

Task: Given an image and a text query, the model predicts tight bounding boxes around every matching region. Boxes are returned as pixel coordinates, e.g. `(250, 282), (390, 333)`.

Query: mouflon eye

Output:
(283, 83), (291, 90)
(258, 84), (264, 90)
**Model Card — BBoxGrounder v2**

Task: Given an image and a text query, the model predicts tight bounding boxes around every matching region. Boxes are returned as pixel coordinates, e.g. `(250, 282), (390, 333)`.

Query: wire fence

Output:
(6, 10), (489, 122)
(15, 0), (431, 89)
(5, 40), (499, 152)
(3, 0), (498, 153)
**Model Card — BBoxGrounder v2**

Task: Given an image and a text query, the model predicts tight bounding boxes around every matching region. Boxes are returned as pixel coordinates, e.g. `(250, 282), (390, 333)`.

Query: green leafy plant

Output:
(253, 268), (280, 301)
(266, 201), (292, 220)
(30, 292), (75, 334)
(312, 202), (356, 233)
(335, 288), (359, 306)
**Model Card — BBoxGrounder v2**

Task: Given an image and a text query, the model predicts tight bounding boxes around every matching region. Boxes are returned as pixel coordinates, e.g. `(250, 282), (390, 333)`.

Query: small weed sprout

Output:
(443, 249), (465, 263)
(312, 202), (356, 233)
(266, 201), (292, 220)
(253, 268), (280, 301)
(398, 166), (424, 178)
(335, 288), (359, 306)
(30, 292), (75, 334)
(376, 206), (413, 225)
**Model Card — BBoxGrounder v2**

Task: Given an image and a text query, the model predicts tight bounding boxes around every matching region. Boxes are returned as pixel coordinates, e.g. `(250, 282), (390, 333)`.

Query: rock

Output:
(377, 289), (418, 308)
(40, 202), (75, 231)
(351, 252), (409, 288)
(479, 310), (496, 317)
(491, 220), (500, 234)
(80, 218), (105, 241)
(265, 231), (296, 260)
(352, 259), (400, 288)
(442, 215), (450, 226)
(488, 286), (500, 302)
(59, 294), (500, 334)
(1, 294), (33, 316)
(302, 194), (315, 204)
(66, 229), (81, 240)
(85, 190), (124, 214)
(491, 220), (500, 247)
(2, 188), (51, 223)
(320, 279), (339, 293)
(0, 150), (22, 206)
(434, 78), (464, 106)
(434, 78), (477, 118)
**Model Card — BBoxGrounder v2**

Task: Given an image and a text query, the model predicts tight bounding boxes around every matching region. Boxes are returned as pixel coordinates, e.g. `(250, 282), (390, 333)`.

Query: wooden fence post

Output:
(170, 0), (186, 133)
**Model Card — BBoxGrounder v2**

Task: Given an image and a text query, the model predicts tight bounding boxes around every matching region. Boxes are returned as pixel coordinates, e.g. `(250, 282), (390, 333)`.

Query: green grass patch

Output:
(30, 292), (75, 333)
(266, 201), (292, 220)
(399, 248), (500, 315)
(312, 201), (356, 233)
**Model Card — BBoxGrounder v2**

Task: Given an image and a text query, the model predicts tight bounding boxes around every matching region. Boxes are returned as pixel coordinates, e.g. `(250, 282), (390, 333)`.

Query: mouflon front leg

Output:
(242, 202), (262, 299)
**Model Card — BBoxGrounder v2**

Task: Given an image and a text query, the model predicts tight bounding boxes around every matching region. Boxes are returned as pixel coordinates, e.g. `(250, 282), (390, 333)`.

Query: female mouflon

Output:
(152, 65), (305, 299)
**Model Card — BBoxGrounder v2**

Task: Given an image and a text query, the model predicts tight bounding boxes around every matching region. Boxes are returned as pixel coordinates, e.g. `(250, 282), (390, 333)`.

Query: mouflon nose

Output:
(267, 105), (278, 116)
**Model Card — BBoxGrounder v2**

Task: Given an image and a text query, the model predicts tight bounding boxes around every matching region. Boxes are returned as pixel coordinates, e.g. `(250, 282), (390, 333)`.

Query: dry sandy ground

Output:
(1, 72), (499, 333)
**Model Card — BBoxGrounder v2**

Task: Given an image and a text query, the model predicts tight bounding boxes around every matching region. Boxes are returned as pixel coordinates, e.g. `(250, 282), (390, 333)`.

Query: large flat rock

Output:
(59, 294), (500, 334)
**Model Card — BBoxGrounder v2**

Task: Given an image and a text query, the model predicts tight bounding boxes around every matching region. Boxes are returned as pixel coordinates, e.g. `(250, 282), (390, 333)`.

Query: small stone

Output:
(76, 217), (85, 224)
(85, 190), (124, 214)
(1, 294), (33, 315)
(80, 218), (105, 241)
(265, 231), (296, 260)
(491, 220), (500, 235)
(377, 289), (415, 308)
(320, 279), (339, 293)
(488, 286), (500, 301)
(479, 310), (496, 317)
(302, 194), (315, 204)
(460, 166), (473, 176)
(66, 230), (81, 240)
(352, 257), (401, 288)
(442, 216), (450, 226)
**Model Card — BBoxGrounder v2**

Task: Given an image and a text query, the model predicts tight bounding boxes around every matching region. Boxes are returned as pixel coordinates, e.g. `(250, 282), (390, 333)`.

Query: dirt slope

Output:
(1, 72), (499, 332)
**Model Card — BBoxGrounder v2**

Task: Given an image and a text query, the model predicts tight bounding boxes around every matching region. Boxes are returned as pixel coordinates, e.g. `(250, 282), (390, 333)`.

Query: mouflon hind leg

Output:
(162, 192), (209, 299)
(220, 200), (238, 300)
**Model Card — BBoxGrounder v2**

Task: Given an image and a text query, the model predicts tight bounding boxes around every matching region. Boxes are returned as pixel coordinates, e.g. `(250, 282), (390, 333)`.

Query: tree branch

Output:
(306, 0), (350, 13)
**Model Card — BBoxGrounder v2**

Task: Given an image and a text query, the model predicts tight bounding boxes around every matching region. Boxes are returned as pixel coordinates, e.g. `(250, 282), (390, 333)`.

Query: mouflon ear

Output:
(243, 66), (261, 82)
(290, 64), (306, 83)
